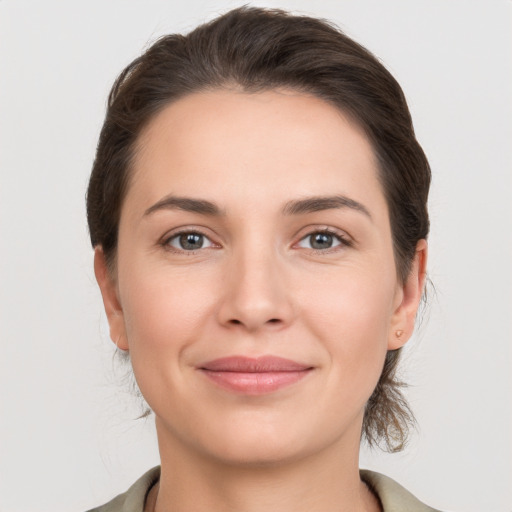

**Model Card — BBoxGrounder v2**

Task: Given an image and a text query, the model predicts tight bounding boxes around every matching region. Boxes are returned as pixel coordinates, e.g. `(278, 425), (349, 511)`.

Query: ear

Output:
(388, 239), (428, 350)
(93, 247), (129, 351)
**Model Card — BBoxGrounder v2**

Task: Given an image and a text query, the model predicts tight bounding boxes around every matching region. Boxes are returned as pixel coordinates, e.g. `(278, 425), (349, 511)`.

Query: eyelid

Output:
(293, 226), (354, 252)
(158, 225), (353, 254)
(160, 226), (220, 253)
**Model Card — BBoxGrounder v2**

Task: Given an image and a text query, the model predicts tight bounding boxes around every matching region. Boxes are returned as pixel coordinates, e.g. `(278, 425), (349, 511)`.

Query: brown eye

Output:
(166, 232), (214, 251)
(297, 230), (347, 251)
(310, 233), (334, 249)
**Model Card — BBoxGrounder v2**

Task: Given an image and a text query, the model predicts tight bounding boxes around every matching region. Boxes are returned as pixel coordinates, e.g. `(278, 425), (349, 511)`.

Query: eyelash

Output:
(160, 228), (352, 255)
(161, 229), (215, 255)
(298, 228), (353, 254)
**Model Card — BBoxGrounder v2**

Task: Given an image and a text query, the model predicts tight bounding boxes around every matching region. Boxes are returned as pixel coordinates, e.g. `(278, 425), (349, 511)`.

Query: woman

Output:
(86, 6), (437, 512)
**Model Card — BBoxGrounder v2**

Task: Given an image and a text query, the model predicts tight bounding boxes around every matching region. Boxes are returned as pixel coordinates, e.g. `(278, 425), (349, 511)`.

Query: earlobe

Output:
(93, 247), (129, 351)
(388, 239), (428, 350)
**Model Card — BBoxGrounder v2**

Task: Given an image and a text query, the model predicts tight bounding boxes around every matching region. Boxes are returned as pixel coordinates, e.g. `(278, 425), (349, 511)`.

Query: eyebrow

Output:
(143, 194), (371, 219)
(281, 195), (372, 219)
(144, 195), (225, 217)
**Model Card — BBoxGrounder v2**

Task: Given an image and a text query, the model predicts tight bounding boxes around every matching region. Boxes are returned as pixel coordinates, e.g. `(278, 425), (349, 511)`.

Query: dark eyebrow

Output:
(144, 194), (371, 220)
(144, 195), (224, 217)
(281, 195), (372, 219)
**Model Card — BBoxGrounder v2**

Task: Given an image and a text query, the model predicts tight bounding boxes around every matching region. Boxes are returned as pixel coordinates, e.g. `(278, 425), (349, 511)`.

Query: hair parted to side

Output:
(87, 6), (431, 452)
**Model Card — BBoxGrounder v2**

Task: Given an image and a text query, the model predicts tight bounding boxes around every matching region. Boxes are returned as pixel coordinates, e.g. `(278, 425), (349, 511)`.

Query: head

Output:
(87, 7), (430, 454)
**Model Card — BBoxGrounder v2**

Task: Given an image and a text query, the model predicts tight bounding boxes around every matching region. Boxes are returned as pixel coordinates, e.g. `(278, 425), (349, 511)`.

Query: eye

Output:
(165, 231), (215, 252)
(296, 230), (349, 251)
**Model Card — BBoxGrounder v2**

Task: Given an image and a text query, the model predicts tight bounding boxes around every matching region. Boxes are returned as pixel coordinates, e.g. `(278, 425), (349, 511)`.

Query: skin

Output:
(95, 89), (427, 512)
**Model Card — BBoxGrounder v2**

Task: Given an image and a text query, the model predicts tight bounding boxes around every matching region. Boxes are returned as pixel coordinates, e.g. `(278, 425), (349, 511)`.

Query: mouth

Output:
(198, 355), (314, 395)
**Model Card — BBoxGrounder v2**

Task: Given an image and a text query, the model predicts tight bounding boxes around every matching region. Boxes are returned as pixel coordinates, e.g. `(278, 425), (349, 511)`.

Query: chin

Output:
(200, 431), (314, 468)
(180, 407), (360, 469)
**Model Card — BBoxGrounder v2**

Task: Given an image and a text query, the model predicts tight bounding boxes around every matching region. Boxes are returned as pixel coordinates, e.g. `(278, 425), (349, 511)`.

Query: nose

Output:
(217, 244), (295, 332)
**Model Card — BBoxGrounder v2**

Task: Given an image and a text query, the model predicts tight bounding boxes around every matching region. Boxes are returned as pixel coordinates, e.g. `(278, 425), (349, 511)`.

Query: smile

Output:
(198, 356), (314, 395)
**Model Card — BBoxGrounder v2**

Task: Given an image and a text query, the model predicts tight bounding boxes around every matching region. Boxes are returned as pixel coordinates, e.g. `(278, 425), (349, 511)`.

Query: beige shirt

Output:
(87, 466), (442, 512)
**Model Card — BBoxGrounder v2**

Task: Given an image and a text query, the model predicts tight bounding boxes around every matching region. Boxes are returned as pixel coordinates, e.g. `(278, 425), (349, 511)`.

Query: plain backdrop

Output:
(1, 1), (511, 511)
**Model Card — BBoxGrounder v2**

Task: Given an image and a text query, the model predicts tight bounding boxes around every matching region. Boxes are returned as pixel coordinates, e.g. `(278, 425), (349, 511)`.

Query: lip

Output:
(198, 356), (313, 395)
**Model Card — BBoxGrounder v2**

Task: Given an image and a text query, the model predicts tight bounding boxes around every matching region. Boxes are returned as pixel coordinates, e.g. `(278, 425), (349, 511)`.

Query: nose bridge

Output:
(218, 232), (292, 331)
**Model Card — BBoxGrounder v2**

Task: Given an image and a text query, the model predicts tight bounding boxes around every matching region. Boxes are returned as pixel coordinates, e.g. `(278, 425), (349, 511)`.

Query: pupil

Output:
(180, 233), (203, 250)
(311, 233), (332, 249)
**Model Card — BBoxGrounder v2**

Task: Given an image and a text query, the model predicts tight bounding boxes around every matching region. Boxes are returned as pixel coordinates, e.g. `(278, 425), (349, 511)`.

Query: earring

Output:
(395, 330), (404, 338)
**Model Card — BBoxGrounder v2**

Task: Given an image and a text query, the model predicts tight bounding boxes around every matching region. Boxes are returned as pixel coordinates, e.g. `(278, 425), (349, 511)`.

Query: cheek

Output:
(118, 262), (219, 365)
(301, 262), (396, 337)
(299, 268), (395, 385)
(116, 261), (224, 415)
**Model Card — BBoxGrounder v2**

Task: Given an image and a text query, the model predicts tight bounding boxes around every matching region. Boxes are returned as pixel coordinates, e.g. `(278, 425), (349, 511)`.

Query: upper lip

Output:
(199, 356), (312, 372)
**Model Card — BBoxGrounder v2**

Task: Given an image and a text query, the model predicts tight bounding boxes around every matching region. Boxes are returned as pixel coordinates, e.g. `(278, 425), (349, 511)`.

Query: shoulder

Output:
(360, 470), (443, 512)
(86, 467), (160, 512)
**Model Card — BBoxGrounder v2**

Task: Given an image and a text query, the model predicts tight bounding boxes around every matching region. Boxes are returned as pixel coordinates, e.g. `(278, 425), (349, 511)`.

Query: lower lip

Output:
(199, 369), (312, 395)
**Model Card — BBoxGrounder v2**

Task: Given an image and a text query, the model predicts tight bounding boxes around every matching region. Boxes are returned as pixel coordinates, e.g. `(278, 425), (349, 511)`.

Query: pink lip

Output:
(198, 356), (313, 395)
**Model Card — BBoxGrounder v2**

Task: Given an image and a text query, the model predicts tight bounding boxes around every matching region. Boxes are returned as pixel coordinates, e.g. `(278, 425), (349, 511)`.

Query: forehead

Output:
(127, 88), (385, 217)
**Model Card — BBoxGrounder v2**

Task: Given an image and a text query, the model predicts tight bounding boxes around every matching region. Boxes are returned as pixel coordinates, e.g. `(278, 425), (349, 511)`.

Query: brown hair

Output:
(87, 6), (431, 451)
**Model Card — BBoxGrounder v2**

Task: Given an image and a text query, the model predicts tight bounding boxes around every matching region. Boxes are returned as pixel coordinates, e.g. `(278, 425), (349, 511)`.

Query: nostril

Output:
(228, 318), (281, 326)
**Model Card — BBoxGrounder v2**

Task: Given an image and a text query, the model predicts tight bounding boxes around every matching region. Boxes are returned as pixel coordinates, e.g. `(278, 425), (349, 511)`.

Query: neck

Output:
(150, 419), (381, 512)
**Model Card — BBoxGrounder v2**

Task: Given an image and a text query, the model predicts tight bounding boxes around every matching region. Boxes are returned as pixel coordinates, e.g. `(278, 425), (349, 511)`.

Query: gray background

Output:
(1, 1), (511, 511)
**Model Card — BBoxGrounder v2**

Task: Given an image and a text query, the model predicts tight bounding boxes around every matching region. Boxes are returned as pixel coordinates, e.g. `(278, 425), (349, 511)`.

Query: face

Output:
(95, 89), (426, 466)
